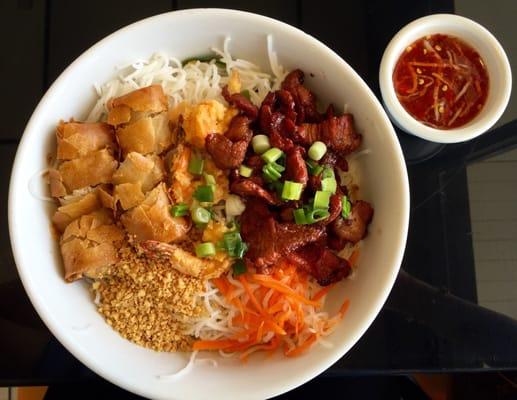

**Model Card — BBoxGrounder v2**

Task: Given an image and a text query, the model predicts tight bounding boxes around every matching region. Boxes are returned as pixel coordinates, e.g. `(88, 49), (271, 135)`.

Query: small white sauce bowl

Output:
(379, 14), (512, 143)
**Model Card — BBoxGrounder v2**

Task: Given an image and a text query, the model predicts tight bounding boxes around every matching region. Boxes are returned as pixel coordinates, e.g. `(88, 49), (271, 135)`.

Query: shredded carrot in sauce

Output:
(393, 34), (489, 129)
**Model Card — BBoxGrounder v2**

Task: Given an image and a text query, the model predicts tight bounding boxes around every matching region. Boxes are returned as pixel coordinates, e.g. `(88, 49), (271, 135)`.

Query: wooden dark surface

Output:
(1, 0), (517, 393)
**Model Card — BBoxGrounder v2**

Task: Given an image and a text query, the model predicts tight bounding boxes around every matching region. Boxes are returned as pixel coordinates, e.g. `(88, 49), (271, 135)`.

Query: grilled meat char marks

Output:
(231, 179), (280, 206)
(207, 71), (372, 285)
(332, 200), (374, 244)
(206, 115), (253, 169)
(288, 243), (351, 286)
(222, 85), (259, 120)
(285, 146), (308, 185)
(240, 199), (325, 272)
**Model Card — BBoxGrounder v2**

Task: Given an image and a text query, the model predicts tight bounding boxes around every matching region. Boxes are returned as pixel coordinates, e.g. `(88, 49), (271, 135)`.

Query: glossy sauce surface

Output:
(393, 34), (489, 129)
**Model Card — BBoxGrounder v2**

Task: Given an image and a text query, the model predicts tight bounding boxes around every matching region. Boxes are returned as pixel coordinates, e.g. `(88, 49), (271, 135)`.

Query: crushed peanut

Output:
(92, 240), (205, 352)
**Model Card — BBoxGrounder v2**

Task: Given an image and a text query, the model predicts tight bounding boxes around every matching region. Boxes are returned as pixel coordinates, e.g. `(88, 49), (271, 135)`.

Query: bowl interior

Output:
(9, 9), (409, 400)
(380, 14), (512, 143)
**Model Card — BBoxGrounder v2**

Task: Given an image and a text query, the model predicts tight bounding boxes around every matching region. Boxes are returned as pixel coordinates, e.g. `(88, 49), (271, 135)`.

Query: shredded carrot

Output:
(193, 339), (239, 351)
(252, 274), (321, 307)
(239, 275), (265, 315)
(339, 299), (350, 316)
(312, 283), (336, 302)
(285, 334), (318, 357)
(193, 263), (351, 360)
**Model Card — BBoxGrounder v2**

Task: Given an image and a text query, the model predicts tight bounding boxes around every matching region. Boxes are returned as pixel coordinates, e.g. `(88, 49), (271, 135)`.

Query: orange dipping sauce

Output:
(393, 34), (489, 129)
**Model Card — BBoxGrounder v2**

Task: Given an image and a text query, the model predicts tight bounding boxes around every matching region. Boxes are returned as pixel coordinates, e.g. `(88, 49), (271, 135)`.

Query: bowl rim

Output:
(8, 8), (410, 399)
(379, 13), (512, 144)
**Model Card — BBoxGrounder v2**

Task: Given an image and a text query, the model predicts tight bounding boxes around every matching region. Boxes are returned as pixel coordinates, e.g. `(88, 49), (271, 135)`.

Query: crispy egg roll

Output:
(120, 183), (189, 243)
(60, 209), (124, 282)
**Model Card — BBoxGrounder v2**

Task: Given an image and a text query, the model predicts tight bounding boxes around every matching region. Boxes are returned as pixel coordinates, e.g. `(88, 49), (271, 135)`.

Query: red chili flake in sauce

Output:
(393, 34), (489, 129)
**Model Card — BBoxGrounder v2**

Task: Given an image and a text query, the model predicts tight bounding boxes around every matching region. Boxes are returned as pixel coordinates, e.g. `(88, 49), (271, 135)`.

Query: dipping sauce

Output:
(393, 34), (489, 129)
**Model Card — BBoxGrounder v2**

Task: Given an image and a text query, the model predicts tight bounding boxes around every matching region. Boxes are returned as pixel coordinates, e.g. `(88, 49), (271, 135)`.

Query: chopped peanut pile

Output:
(92, 240), (205, 351)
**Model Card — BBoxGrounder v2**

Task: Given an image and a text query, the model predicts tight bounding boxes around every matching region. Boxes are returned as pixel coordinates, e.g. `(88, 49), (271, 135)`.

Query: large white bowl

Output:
(9, 9), (409, 400)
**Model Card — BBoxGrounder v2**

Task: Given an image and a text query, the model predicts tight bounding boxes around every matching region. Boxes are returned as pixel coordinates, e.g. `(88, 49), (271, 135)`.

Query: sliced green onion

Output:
(222, 231), (248, 258)
(270, 161), (285, 172)
(314, 190), (331, 209)
(321, 177), (337, 194)
(308, 141), (327, 161)
(322, 167), (335, 179)
(270, 180), (284, 196)
(232, 259), (247, 276)
(293, 208), (307, 225)
(252, 135), (271, 154)
(188, 155), (204, 175)
(223, 232), (244, 257)
(342, 195), (352, 219)
(182, 54), (220, 66)
(241, 89), (251, 100)
(193, 185), (214, 202)
(262, 163), (282, 182)
(305, 209), (330, 223)
(313, 165), (324, 176)
(191, 207), (211, 224)
(281, 181), (304, 201)
(195, 242), (216, 257)
(306, 160), (324, 176)
(170, 203), (189, 217)
(239, 165), (253, 177)
(203, 173), (216, 185)
(261, 147), (284, 164)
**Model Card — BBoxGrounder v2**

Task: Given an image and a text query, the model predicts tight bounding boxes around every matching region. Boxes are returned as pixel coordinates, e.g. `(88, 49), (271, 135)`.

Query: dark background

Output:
(1, 0), (517, 399)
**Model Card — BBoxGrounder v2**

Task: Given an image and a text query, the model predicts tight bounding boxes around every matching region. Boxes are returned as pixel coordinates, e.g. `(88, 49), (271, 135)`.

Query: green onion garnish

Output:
(193, 185), (214, 202)
(308, 141), (327, 161)
(191, 206), (211, 224)
(195, 242), (216, 257)
(188, 155), (204, 175)
(203, 173), (216, 185)
(305, 209), (330, 223)
(306, 160), (324, 176)
(262, 163), (282, 182)
(241, 89), (251, 100)
(261, 147), (284, 164)
(293, 208), (307, 225)
(314, 190), (331, 209)
(281, 181), (304, 201)
(170, 203), (189, 217)
(322, 167), (335, 179)
(342, 196), (352, 219)
(321, 177), (337, 194)
(239, 165), (253, 177)
(252, 135), (271, 154)
(270, 161), (285, 172)
(182, 54), (220, 66)
(232, 259), (247, 276)
(222, 232), (248, 258)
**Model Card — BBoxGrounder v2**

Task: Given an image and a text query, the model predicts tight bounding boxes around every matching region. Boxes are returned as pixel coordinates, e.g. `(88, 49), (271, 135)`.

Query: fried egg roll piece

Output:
(112, 152), (165, 210)
(121, 183), (189, 243)
(54, 149), (118, 195)
(60, 209), (124, 282)
(56, 121), (116, 160)
(107, 84), (168, 126)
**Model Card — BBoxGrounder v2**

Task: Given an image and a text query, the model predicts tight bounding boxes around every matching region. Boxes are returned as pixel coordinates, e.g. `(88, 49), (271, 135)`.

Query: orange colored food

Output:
(393, 34), (489, 129)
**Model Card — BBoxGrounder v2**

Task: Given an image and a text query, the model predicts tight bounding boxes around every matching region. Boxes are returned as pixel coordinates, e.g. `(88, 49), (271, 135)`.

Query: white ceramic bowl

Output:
(9, 9), (409, 400)
(380, 14), (512, 143)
